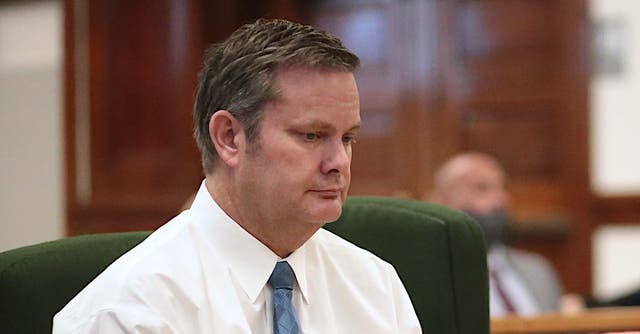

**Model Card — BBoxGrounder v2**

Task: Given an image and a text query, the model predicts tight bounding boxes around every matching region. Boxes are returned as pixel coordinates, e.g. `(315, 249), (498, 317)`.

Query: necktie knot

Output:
(268, 261), (296, 290)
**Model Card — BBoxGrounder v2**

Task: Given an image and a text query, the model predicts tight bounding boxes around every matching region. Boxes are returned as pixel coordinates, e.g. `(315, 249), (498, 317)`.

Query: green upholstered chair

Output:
(0, 196), (488, 334)
(0, 231), (151, 334)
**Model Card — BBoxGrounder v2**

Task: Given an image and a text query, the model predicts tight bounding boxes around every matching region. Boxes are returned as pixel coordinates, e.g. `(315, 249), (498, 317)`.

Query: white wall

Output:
(593, 225), (640, 298)
(0, 1), (64, 252)
(590, 0), (640, 195)
(589, 0), (640, 298)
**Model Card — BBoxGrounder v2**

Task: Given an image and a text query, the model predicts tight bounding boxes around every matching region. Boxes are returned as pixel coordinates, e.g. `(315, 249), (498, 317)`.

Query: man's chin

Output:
(306, 199), (343, 224)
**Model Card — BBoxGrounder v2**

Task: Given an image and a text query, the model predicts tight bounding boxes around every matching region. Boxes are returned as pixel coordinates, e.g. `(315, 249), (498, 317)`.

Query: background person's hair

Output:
(194, 18), (360, 174)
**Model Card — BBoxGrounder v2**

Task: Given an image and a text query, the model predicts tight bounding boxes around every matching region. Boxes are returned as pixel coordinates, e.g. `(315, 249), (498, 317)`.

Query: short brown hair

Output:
(194, 18), (360, 174)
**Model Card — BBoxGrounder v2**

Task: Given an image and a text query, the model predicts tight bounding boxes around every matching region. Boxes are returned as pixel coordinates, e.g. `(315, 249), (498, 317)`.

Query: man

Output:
(430, 152), (563, 317)
(53, 19), (421, 333)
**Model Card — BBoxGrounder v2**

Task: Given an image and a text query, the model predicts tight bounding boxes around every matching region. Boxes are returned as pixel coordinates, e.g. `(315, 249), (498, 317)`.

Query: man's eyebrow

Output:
(293, 120), (361, 131)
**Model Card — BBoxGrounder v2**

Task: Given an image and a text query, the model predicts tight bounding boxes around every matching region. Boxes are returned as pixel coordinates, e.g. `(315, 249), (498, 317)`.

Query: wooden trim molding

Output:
(491, 307), (640, 334)
(592, 196), (640, 224)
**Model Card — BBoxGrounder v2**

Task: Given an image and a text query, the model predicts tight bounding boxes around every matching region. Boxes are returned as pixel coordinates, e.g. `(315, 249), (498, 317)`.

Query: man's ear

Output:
(208, 110), (245, 167)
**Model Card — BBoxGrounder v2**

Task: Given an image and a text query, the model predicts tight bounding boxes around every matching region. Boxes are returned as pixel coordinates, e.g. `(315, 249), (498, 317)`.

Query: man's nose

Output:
(320, 139), (351, 175)
(489, 189), (509, 211)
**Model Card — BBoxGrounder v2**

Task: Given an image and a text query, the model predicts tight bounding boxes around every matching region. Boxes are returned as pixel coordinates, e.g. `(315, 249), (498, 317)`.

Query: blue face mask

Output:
(464, 209), (510, 247)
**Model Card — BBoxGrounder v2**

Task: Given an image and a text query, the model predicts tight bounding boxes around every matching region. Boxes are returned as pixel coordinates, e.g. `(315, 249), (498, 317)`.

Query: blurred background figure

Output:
(431, 151), (563, 317)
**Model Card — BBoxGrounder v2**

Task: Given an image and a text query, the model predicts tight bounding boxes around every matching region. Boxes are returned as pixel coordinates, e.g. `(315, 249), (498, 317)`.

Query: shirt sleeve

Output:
(52, 275), (186, 334)
(53, 304), (177, 334)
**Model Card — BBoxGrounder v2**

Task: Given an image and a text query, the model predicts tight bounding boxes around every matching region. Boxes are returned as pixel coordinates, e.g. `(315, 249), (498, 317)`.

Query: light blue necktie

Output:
(268, 261), (301, 334)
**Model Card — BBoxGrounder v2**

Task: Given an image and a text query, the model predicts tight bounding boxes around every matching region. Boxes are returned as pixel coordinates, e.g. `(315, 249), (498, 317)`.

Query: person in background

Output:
(53, 18), (421, 333)
(430, 151), (563, 317)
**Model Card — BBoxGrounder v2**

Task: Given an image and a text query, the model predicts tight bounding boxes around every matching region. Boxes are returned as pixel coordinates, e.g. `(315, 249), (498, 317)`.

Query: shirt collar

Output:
(282, 242), (310, 304)
(189, 180), (311, 304)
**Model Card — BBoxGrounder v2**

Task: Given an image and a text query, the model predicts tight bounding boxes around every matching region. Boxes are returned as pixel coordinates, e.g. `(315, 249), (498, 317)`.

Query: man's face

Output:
(448, 160), (508, 216)
(236, 67), (360, 226)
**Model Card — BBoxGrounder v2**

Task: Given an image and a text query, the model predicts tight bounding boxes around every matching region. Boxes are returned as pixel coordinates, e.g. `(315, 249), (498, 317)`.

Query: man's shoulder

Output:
(55, 212), (206, 319)
(308, 228), (415, 320)
(505, 246), (558, 281)
(311, 228), (393, 270)
(504, 246), (564, 309)
(112, 211), (202, 274)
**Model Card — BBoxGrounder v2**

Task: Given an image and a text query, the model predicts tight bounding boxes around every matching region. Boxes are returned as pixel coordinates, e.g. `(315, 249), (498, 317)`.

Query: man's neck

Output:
(204, 174), (321, 258)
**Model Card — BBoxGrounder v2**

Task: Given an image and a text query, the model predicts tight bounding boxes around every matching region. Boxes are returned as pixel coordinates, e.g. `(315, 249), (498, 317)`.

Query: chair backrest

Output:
(0, 196), (488, 334)
(0, 231), (151, 334)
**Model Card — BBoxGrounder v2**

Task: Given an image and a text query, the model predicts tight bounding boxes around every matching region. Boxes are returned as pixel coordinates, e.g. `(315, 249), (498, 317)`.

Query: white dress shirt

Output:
(488, 245), (540, 316)
(53, 181), (422, 333)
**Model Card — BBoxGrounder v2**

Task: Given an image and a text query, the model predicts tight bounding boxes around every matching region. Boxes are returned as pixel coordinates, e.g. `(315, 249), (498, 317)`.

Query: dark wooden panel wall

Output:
(65, 0), (204, 233)
(443, 0), (591, 294)
(308, 0), (592, 293)
(64, 0), (296, 233)
(64, 0), (635, 295)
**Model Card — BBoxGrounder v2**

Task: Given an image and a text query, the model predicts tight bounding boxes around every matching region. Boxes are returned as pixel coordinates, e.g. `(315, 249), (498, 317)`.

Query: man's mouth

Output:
(309, 188), (342, 198)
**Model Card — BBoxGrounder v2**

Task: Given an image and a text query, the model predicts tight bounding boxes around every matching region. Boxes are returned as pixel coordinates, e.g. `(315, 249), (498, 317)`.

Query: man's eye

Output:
(342, 136), (357, 144)
(304, 133), (319, 141)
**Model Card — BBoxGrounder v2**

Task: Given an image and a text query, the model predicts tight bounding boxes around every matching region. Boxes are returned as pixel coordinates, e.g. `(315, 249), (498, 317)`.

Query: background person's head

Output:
(194, 18), (360, 174)
(431, 152), (510, 246)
